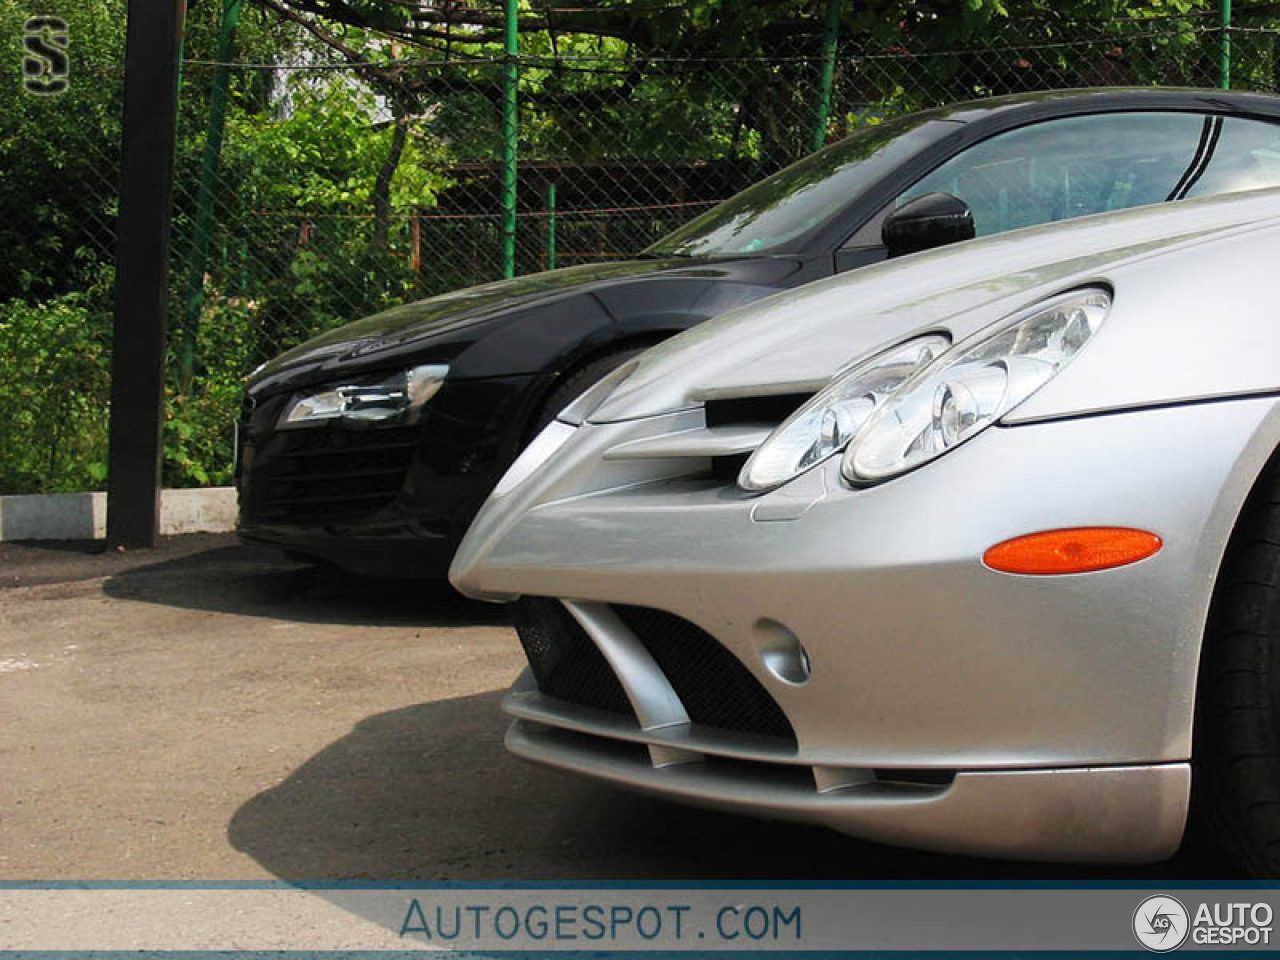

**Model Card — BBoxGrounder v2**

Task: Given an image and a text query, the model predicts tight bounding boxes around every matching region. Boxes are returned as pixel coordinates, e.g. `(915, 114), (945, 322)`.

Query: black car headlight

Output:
(278, 363), (449, 429)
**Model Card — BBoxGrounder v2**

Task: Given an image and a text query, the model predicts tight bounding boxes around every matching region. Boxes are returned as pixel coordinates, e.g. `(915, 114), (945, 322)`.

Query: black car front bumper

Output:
(236, 373), (547, 577)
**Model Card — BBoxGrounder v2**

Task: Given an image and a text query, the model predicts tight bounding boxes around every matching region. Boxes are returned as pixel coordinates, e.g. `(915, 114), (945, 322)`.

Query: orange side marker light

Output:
(983, 527), (1163, 575)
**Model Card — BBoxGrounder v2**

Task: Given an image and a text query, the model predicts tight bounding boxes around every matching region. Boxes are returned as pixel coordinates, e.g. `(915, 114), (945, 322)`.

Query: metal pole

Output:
(239, 188), (250, 297)
(545, 181), (556, 271)
(811, 0), (843, 153)
(501, 0), (518, 278)
(179, 0), (242, 388)
(175, 1), (187, 96)
(107, 0), (184, 548)
(1220, 0), (1232, 90)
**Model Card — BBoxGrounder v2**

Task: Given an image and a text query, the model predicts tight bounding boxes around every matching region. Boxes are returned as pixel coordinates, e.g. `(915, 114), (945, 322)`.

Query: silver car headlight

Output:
(844, 287), (1111, 483)
(738, 335), (951, 492)
(279, 363), (449, 428)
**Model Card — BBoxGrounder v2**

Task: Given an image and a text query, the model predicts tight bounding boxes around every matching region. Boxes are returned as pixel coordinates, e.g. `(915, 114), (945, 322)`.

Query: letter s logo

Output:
(23, 17), (69, 95)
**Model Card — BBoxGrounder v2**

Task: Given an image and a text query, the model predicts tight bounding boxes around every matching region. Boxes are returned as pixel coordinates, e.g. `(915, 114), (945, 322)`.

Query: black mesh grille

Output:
(512, 597), (795, 745)
(613, 605), (796, 744)
(247, 424), (419, 525)
(512, 598), (634, 717)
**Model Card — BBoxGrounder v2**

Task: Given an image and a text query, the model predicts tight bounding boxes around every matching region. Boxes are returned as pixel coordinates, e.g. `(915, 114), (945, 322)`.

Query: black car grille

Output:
(511, 598), (796, 745)
(247, 424), (419, 525)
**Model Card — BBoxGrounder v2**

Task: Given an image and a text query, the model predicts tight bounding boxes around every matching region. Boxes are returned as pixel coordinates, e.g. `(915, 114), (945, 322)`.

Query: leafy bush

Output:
(0, 290), (259, 494)
(0, 293), (111, 493)
(162, 298), (258, 488)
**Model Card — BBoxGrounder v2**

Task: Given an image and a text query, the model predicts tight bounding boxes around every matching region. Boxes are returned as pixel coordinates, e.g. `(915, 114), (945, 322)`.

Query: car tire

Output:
(1196, 451), (1280, 876)
(528, 347), (648, 439)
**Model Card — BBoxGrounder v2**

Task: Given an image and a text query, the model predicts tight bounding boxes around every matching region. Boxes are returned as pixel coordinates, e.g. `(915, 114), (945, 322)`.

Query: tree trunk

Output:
(372, 103), (409, 251)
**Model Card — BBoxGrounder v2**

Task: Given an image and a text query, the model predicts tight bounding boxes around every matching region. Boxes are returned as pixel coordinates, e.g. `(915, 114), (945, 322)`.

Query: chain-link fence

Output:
(4, 2), (1279, 494)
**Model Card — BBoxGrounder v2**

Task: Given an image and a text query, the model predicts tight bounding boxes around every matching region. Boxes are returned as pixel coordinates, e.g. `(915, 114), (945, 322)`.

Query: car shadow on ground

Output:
(98, 538), (506, 628)
(228, 690), (1240, 882)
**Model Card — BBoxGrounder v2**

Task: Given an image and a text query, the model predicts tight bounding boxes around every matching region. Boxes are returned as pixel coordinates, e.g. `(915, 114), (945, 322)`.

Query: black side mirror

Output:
(882, 192), (975, 259)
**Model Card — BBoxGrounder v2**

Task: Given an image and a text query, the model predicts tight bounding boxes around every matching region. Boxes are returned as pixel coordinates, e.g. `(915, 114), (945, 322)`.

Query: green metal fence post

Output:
(501, 0), (519, 278)
(811, 0), (843, 153)
(178, 0), (242, 388)
(545, 181), (556, 272)
(238, 186), (249, 298)
(1220, 0), (1232, 90)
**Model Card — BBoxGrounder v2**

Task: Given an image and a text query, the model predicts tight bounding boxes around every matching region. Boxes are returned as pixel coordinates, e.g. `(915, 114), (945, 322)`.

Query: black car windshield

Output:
(648, 113), (956, 257)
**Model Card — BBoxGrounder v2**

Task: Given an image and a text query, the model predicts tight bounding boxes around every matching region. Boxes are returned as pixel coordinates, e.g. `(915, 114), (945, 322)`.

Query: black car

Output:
(237, 87), (1280, 577)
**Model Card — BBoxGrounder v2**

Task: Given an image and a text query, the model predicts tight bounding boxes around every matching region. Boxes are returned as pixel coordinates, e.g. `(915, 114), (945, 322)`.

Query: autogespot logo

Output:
(22, 16), (69, 95)
(1133, 895), (1190, 952)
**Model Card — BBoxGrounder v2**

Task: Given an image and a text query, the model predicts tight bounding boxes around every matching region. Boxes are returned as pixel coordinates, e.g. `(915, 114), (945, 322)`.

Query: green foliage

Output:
(0, 283), (254, 493)
(0, 0), (125, 301)
(0, 291), (111, 493)
(226, 77), (445, 212)
(162, 297), (259, 488)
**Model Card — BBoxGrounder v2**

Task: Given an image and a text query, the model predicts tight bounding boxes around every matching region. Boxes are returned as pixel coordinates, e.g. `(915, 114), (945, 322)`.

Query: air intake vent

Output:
(613, 605), (796, 744)
(245, 425), (418, 525)
(512, 598), (796, 746)
(704, 393), (810, 429)
(512, 598), (635, 718)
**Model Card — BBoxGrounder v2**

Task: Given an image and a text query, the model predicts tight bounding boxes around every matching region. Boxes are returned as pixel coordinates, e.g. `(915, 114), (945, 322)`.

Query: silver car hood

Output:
(592, 188), (1280, 425)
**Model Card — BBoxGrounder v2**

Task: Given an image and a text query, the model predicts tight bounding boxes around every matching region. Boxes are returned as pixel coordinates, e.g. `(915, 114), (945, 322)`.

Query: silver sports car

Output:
(451, 188), (1280, 872)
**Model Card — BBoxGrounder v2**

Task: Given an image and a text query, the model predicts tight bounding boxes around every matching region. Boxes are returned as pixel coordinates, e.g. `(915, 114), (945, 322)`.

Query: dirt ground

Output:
(0, 534), (1239, 880)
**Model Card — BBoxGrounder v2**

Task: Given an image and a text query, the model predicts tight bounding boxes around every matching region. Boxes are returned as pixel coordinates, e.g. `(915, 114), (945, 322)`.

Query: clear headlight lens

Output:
(844, 287), (1110, 483)
(738, 335), (951, 492)
(279, 363), (449, 428)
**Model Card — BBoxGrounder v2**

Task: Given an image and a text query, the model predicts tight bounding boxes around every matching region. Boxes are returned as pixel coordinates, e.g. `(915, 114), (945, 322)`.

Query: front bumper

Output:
(452, 394), (1280, 861)
(508, 707), (1188, 863)
(236, 373), (544, 577)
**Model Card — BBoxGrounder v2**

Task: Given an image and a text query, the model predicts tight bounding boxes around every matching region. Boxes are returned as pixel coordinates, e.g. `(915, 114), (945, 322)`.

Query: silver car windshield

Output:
(647, 114), (955, 257)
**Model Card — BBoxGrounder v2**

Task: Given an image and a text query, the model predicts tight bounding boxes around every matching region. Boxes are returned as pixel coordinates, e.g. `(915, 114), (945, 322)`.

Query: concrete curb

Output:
(0, 487), (237, 541)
